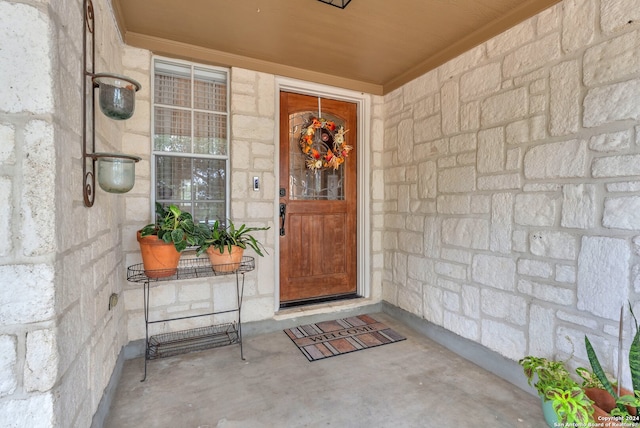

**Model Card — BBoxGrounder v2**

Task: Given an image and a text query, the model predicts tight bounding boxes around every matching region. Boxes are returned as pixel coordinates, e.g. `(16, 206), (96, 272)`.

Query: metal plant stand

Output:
(127, 256), (255, 381)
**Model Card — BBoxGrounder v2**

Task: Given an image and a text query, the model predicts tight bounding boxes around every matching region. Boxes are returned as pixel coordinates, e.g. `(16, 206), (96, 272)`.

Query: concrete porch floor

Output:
(104, 312), (546, 428)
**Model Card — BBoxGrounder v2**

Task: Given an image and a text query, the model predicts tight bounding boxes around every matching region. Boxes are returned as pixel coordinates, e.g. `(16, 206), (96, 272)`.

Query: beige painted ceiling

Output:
(111, 0), (561, 95)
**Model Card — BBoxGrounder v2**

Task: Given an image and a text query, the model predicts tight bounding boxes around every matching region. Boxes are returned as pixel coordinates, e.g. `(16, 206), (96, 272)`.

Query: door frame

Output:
(274, 77), (371, 311)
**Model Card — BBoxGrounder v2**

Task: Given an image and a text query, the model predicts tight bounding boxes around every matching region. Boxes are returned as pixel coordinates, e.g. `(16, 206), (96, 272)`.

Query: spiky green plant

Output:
(629, 305), (640, 409)
(585, 302), (640, 416)
(195, 219), (269, 257)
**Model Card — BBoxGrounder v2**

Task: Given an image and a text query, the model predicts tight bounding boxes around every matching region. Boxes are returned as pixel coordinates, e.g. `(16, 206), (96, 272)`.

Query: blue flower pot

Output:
(541, 398), (559, 428)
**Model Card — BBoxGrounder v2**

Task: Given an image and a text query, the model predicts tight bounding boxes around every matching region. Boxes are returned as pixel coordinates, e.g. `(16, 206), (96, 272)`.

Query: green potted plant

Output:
(137, 203), (209, 278)
(584, 303), (640, 421)
(519, 355), (595, 426)
(196, 220), (269, 272)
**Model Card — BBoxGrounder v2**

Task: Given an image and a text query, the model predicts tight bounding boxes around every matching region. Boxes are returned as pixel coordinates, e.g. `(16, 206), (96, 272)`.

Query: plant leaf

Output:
(586, 335), (627, 414)
(168, 205), (181, 217)
(586, 335), (617, 398)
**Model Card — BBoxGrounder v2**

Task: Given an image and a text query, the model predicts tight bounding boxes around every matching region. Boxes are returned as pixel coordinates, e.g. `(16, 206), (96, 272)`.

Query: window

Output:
(152, 57), (229, 225)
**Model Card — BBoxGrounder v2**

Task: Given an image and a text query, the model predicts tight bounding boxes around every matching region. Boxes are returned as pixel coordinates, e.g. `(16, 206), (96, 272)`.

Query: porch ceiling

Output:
(110, 0), (561, 95)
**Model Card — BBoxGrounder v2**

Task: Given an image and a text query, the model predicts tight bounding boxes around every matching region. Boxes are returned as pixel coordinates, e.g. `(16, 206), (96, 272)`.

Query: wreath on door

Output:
(299, 117), (352, 170)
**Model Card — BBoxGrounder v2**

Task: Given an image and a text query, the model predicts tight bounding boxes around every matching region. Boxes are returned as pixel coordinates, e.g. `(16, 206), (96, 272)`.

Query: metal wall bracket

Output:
(82, 0), (141, 207)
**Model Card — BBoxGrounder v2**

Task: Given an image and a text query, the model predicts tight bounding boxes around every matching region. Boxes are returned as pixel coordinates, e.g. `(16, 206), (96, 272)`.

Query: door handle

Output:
(279, 203), (286, 236)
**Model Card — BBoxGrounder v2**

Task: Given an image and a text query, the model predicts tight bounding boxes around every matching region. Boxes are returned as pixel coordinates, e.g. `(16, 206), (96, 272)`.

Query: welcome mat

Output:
(284, 314), (406, 362)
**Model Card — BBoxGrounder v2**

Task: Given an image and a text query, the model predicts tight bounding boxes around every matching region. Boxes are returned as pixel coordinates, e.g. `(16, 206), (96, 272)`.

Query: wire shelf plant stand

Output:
(127, 256), (255, 381)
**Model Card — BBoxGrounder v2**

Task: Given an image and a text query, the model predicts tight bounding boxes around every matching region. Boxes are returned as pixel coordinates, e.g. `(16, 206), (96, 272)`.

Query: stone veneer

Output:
(0, 0), (136, 426)
(1, 0), (639, 426)
(383, 0), (640, 382)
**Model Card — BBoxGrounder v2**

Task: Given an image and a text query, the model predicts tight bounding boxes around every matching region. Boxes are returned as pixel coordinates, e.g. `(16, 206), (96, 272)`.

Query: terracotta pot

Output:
(137, 231), (180, 278)
(585, 387), (637, 415)
(591, 404), (626, 427)
(585, 387), (637, 427)
(206, 246), (244, 273)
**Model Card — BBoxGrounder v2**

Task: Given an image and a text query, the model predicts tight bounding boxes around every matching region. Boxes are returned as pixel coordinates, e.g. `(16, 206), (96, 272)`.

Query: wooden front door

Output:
(279, 92), (358, 305)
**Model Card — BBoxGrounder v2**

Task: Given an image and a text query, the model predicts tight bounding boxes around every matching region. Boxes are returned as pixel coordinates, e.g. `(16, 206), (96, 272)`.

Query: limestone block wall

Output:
(55, 0), (132, 425)
(227, 68), (277, 320)
(383, 0), (640, 380)
(1, 0), (135, 426)
(370, 95), (387, 302)
(0, 1), (59, 426)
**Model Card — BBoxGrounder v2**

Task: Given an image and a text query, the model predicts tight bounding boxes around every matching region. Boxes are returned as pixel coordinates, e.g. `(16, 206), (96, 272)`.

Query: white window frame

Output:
(150, 55), (230, 223)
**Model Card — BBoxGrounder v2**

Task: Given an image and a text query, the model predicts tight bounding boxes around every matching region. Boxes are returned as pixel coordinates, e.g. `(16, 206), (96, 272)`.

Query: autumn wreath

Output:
(299, 117), (352, 170)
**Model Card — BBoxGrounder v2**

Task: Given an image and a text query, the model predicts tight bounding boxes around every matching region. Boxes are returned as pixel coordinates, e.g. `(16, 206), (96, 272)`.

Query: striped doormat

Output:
(283, 314), (406, 362)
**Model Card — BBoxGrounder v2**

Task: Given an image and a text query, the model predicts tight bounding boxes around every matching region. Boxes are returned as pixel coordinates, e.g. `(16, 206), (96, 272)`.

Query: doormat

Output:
(283, 314), (406, 362)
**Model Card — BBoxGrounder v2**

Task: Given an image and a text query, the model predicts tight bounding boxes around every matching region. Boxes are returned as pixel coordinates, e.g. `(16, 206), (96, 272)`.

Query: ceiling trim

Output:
(121, 31), (384, 96)
(111, 0), (562, 96)
(383, 0), (562, 93)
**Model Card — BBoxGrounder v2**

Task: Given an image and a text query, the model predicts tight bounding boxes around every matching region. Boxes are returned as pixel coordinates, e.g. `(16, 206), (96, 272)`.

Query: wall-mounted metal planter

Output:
(82, 0), (141, 207)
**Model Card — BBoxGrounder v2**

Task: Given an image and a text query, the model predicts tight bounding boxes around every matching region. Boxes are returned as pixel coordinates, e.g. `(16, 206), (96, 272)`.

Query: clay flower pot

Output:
(137, 231), (181, 278)
(206, 246), (244, 273)
(585, 387), (637, 427)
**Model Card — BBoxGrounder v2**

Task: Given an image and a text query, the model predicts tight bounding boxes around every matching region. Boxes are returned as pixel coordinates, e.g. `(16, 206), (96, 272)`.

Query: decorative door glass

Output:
(288, 111), (347, 200)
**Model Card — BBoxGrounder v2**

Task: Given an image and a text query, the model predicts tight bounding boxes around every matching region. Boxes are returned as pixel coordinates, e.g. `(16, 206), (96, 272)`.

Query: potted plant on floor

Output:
(137, 203), (209, 278)
(584, 303), (640, 423)
(196, 220), (269, 273)
(519, 355), (595, 426)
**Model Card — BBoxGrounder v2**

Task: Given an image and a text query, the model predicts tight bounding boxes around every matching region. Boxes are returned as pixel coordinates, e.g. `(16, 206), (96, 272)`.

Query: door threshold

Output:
(279, 293), (360, 309)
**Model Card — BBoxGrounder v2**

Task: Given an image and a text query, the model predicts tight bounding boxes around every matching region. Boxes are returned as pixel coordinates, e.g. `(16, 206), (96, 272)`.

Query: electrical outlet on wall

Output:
(253, 176), (259, 191)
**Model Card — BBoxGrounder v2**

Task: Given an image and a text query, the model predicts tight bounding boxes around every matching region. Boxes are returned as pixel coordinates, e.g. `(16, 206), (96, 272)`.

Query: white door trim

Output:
(273, 77), (371, 311)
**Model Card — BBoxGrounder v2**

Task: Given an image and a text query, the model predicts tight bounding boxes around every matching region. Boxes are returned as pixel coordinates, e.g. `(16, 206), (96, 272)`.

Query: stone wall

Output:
(55, 0), (132, 425)
(370, 93), (387, 302)
(0, 1), (58, 426)
(0, 0), (134, 426)
(8, 0), (633, 424)
(227, 68), (277, 320)
(383, 0), (640, 381)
